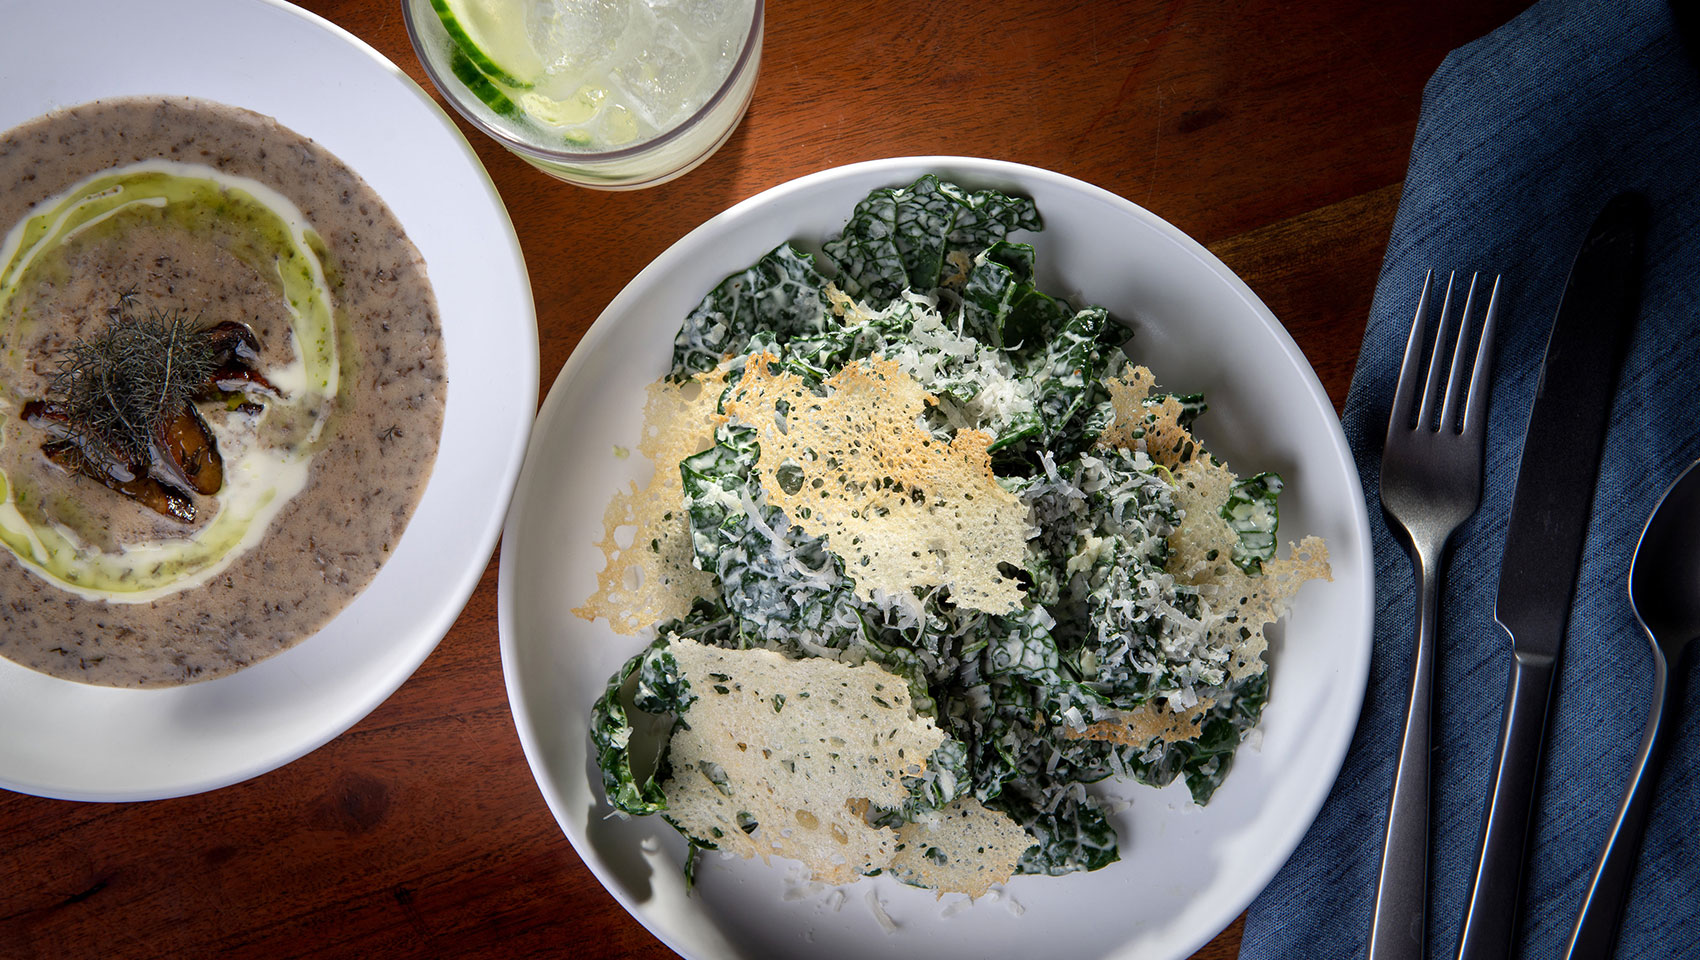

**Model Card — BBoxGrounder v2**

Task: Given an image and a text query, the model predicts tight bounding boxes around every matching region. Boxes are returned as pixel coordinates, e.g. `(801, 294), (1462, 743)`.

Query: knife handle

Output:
(1455, 652), (1557, 960)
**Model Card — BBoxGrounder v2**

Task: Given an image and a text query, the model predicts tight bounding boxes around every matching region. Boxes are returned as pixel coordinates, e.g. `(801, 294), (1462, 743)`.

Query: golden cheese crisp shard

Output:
(1167, 456), (1242, 585)
(723, 352), (1028, 615)
(1102, 364), (1202, 467)
(1102, 363), (1246, 585)
(1064, 695), (1216, 747)
(1096, 364), (1332, 687)
(1204, 534), (1332, 679)
(824, 281), (875, 324)
(659, 637), (946, 885)
(890, 796), (1034, 899)
(573, 372), (726, 634)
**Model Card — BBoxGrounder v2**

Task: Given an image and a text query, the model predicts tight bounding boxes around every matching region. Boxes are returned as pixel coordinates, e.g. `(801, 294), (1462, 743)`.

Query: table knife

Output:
(1453, 190), (1649, 959)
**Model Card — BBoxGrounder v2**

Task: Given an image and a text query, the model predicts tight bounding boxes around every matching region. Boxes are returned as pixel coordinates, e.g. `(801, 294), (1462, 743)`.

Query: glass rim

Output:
(403, 0), (765, 167)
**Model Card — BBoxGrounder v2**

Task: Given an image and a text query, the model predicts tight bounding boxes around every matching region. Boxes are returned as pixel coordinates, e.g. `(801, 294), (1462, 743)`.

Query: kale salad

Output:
(578, 174), (1328, 894)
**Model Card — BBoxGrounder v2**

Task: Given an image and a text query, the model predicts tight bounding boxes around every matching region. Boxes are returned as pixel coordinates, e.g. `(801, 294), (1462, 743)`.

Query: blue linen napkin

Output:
(1240, 0), (1700, 956)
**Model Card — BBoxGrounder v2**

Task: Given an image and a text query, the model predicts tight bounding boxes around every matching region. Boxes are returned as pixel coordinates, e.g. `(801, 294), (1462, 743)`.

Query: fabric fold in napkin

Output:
(1241, 0), (1700, 956)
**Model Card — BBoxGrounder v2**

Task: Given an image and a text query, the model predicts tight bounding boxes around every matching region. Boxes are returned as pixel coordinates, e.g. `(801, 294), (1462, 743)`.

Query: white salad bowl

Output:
(0, 0), (536, 801)
(499, 157), (1372, 960)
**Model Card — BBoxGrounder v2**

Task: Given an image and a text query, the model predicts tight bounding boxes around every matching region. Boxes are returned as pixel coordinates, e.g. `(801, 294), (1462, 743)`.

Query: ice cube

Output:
(643, 0), (731, 35)
(529, 0), (633, 77)
(607, 14), (708, 129)
(647, 0), (754, 64)
(590, 100), (641, 145)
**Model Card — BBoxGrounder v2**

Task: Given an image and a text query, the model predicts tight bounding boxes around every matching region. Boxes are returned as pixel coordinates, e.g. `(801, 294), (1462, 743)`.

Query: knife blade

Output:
(1454, 190), (1649, 960)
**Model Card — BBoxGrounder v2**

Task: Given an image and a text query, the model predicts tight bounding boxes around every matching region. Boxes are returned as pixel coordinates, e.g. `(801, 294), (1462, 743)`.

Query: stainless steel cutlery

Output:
(1367, 269), (1500, 960)
(1455, 191), (1647, 960)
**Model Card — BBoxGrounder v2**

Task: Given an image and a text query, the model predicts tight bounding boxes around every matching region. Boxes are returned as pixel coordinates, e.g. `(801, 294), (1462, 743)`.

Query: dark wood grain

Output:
(0, 2), (1531, 958)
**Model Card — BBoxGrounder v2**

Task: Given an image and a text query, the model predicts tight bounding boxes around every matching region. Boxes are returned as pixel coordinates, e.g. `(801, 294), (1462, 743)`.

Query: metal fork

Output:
(1366, 270), (1501, 960)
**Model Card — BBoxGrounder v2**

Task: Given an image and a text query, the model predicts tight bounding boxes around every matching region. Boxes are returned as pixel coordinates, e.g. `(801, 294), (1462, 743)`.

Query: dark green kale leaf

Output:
(591, 637), (687, 817)
(680, 423), (865, 655)
(980, 608), (1073, 687)
(1019, 449), (1184, 697)
(960, 241), (1073, 352)
(774, 295), (916, 385)
(1043, 390), (1116, 465)
(820, 186), (906, 306)
(851, 608), (942, 716)
(670, 243), (832, 378)
(1223, 471), (1282, 575)
(981, 304), (1121, 462)
(997, 786), (1119, 876)
(955, 632), (1121, 875)
(633, 639), (695, 716)
(943, 179), (1045, 250)
(1119, 672), (1270, 804)
(822, 175), (1040, 308)
(654, 596), (742, 648)
(894, 604), (1122, 875)
(1025, 306), (1115, 447)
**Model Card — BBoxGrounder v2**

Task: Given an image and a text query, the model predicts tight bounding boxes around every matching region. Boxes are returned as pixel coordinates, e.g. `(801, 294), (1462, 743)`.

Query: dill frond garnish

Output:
(49, 307), (224, 469)
(21, 295), (274, 522)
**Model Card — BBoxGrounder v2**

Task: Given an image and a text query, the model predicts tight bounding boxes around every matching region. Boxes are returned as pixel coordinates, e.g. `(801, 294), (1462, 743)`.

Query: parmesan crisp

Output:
(724, 352), (1029, 615)
(659, 638), (936, 885)
(574, 371), (726, 633)
(1065, 696), (1216, 746)
(1090, 364), (1333, 729)
(658, 637), (1031, 895)
(891, 796), (1036, 899)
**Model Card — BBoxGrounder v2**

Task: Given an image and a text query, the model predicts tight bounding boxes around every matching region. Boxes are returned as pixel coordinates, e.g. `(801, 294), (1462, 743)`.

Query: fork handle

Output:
(1455, 652), (1557, 960)
(1366, 557), (1442, 960)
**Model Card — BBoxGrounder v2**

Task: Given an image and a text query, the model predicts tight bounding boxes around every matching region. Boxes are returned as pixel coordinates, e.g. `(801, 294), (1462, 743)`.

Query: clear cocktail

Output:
(404, 0), (763, 189)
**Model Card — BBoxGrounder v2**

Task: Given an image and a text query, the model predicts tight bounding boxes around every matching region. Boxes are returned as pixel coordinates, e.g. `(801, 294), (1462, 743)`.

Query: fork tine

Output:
(1438, 273), (1481, 432)
(1459, 274), (1502, 437)
(1417, 271), (1459, 431)
(1389, 269), (1434, 433)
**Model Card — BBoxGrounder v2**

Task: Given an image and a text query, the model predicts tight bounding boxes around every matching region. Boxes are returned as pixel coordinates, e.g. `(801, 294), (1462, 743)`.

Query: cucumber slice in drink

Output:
(431, 0), (543, 90)
(448, 46), (525, 120)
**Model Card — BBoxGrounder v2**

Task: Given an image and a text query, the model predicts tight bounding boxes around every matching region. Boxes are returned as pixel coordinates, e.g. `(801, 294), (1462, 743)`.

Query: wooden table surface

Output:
(1, 1), (1534, 957)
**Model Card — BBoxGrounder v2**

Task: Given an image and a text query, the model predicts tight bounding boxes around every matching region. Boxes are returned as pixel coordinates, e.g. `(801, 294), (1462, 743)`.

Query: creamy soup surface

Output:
(0, 97), (446, 687)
